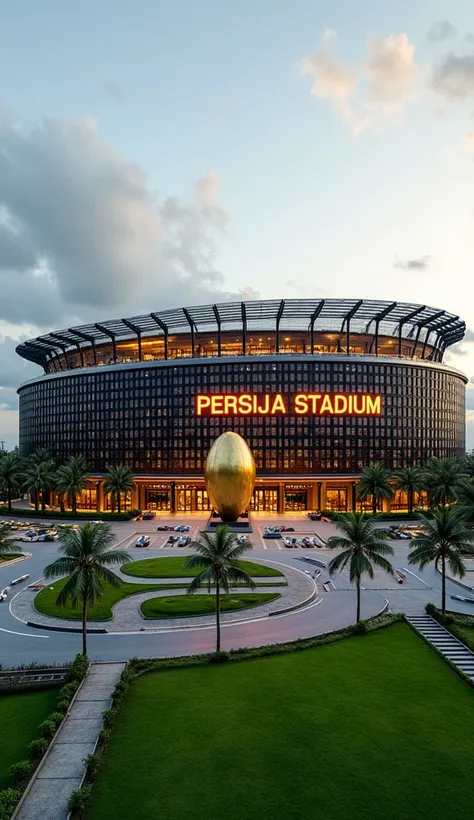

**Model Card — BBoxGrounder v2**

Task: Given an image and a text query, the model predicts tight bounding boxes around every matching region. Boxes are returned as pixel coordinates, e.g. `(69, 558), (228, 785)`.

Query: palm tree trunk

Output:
(408, 489), (413, 514)
(60, 494), (65, 513)
(41, 490), (46, 513)
(372, 495), (377, 515)
(34, 490), (39, 512)
(7, 482), (12, 514)
(356, 578), (361, 623)
(72, 494), (77, 515)
(441, 554), (446, 615)
(215, 584), (221, 652)
(117, 494), (121, 515)
(82, 597), (88, 656)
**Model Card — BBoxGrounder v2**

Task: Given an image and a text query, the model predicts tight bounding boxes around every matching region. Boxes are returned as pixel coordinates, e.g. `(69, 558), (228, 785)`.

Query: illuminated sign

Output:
(195, 393), (382, 417)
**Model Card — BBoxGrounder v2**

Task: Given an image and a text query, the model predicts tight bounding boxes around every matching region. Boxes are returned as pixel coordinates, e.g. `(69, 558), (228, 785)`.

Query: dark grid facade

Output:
(18, 355), (466, 474)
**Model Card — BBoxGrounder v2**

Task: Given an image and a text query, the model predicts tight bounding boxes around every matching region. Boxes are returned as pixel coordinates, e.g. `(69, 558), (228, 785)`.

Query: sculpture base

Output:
(205, 513), (253, 533)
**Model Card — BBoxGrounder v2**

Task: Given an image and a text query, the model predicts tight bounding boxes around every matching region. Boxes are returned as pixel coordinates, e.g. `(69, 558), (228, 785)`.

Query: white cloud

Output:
(300, 33), (419, 133)
(322, 28), (337, 44)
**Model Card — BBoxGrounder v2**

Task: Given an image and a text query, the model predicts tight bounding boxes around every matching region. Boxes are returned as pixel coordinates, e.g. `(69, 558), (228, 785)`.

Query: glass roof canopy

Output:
(16, 298), (465, 370)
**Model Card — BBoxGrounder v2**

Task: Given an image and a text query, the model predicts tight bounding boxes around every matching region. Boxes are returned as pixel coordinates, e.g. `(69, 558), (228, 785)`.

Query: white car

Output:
(237, 535), (247, 544)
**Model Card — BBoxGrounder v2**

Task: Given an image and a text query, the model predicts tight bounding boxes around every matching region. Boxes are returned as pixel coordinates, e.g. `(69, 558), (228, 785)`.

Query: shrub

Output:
(26, 737), (48, 759)
(102, 707), (119, 729)
(83, 752), (102, 779)
(49, 711), (65, 728)
(425, 602), (437, 615)
(67, 654), (89, 683)
(209, 650), (230, 663)
(67, 784), (93, 813)
(0, 788), (21, 820)
(352, 621), (368, 635)
(56, 699), (70, 714)
(9, 760), (32, 786)
(38, 719), (57, 739)
(58, 682), (77, 702)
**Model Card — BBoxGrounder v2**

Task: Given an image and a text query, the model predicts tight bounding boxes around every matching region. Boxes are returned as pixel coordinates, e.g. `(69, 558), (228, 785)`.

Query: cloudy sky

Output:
(1, 0), (474, 449)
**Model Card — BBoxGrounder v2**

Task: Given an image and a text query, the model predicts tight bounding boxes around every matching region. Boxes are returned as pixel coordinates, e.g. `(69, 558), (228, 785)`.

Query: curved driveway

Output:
(1, 525), (473, 666)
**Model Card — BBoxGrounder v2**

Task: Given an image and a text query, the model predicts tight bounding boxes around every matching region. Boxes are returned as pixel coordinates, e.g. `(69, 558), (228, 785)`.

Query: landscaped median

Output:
(121, 556), (284, 579)
(68, 617), (474, 820)
(140, 592), (280, 619)
(34, 577), (188, 621)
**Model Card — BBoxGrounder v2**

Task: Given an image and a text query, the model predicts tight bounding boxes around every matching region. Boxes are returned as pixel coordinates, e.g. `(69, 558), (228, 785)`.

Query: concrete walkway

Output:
(15, 663), (125, 820)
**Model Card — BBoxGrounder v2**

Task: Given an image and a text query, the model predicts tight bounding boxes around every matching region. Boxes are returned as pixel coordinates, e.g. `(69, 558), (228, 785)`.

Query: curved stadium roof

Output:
(16, 298), (465, 370)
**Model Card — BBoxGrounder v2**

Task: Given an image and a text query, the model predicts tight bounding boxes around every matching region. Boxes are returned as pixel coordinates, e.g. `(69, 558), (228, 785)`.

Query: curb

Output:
(0, 552), (31, 570)
(269, 584), (317, 616)
(26, 621), (108, 634)
(10, 664), (91, 820)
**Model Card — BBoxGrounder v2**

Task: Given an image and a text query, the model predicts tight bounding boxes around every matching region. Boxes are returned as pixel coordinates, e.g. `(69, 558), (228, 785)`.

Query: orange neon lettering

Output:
(294, 394), (308, 414)
(271, 394), (286, 414)
(196, 395), (211, 415)
(334, 394), (348, 414)
(225, 395), (237, 414)
(309, 394), (322, 413)
(320, 395), (334, 414)
(257, 395), (269, 413)
(366, 395), (381, 415)
(211, 395), (224, 414)
(348, 395), (353, 414)
(353, 395), (366, 414)
(238, 394), (253, 414)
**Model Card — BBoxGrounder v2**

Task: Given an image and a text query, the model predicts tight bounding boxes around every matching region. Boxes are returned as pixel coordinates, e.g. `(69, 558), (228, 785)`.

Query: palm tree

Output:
(327, 512), (394, 623)
(392, 466), (423, 514)
(357, 464), (394, 515)
(185, 525), (256, 652)
(56, 455), (89, 515)
(408, 507), (474, 614)
(0, 453), (23, 513)
(455, 478), (474, 524)
(23, 458), (56, 512)
(421, 457), (466, 507)
(103, 465), (136, 514)
(0, 522), (17, 560)
(43, 522), (132, 655)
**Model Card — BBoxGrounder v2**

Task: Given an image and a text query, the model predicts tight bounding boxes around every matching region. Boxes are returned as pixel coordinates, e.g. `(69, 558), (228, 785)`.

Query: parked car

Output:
(237, 535), (247, 544)
(157, 525), (174, 531)
(280, 526), (295, 532)
(308, 512), (322, 521)
(174, 525), (190, 532)
(167, 535), (178, 544)
(142, 511), (156, 520)
(283, 537), (297, 548)
(264, 526), (281, 533)
(177, 536), (191, 547)
(263, 531), (282, 539)
(135, 536), (150, 548)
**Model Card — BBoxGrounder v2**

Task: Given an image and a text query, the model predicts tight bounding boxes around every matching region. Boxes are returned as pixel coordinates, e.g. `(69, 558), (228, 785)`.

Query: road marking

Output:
(0, 626), (49, 638)
(402, 567), (432, 588)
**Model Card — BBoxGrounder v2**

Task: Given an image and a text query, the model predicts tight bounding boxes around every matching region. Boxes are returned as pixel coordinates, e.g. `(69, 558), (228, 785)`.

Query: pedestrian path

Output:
(406, 615), (474, 682)
(14, 662), (125, 820)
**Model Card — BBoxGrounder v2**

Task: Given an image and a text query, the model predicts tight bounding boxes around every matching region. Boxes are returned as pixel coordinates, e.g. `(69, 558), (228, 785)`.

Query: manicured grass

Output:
(0, 688), (58, 789)
(447, 613), (474, 651)
(34, 577), (188, 621)
(140, 592), (280, 619)
(121, 556), (283, 578)
(86, 624), (474, 820)
(0, 553), (24, 563)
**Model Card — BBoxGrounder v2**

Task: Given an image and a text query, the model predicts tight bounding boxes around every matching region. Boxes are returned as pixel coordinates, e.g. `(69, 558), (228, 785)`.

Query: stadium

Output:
(16, 298), (467, 514)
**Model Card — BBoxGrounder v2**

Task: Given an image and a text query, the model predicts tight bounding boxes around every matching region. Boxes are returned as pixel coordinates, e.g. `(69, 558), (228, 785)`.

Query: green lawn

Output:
(0, 553), (24, 563)
(86, 624), (474, 820)
(34, 577), (189, 621)
(121, 556), (283, 579)
(140, 592), (280, 618)
(0, 688), (58, 789)
(448, 613), (474, 651)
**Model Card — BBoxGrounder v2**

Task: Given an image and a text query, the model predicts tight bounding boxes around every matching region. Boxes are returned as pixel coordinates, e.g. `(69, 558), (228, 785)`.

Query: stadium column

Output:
(320, 481), (327, 511)
(278, 483), (284, 514)
(131, 483), (139, 509)
(96, 481), (104, 513)
(170, 481), (176, 513)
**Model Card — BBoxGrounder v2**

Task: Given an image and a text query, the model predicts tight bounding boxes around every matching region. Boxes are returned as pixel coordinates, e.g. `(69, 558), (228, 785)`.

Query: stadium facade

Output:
(17, 299), (467, 513)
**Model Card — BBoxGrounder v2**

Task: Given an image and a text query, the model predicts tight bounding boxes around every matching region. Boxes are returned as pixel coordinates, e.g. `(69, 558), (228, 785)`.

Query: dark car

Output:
(167, 535), (178, 544)
(177, 535), (192, 547)
(135, 535), (150, 548)
(142, 511), (156, 520)
(281, 526), (295, 532)
(308, 512), (322, 521)
(263, 531), (282, 539)
(157, 525), (174, 531)
(175, 525), (190, 532)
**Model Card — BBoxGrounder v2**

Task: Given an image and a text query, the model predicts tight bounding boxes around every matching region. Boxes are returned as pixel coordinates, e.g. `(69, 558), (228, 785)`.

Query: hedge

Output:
(0, 507), (140, 521)
(0, 653), (88, 816)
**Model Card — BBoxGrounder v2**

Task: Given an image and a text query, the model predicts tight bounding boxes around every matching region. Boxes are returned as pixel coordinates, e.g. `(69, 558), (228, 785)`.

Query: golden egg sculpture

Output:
(205, 432), (256, 522)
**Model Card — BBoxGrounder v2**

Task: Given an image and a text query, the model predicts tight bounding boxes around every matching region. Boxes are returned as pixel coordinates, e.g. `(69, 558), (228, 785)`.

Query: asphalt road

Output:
(1, 515), (473, 666)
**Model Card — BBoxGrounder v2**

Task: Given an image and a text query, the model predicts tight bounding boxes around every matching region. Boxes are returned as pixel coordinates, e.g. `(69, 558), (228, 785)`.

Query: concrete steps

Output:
(406, 615), (474, 681)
